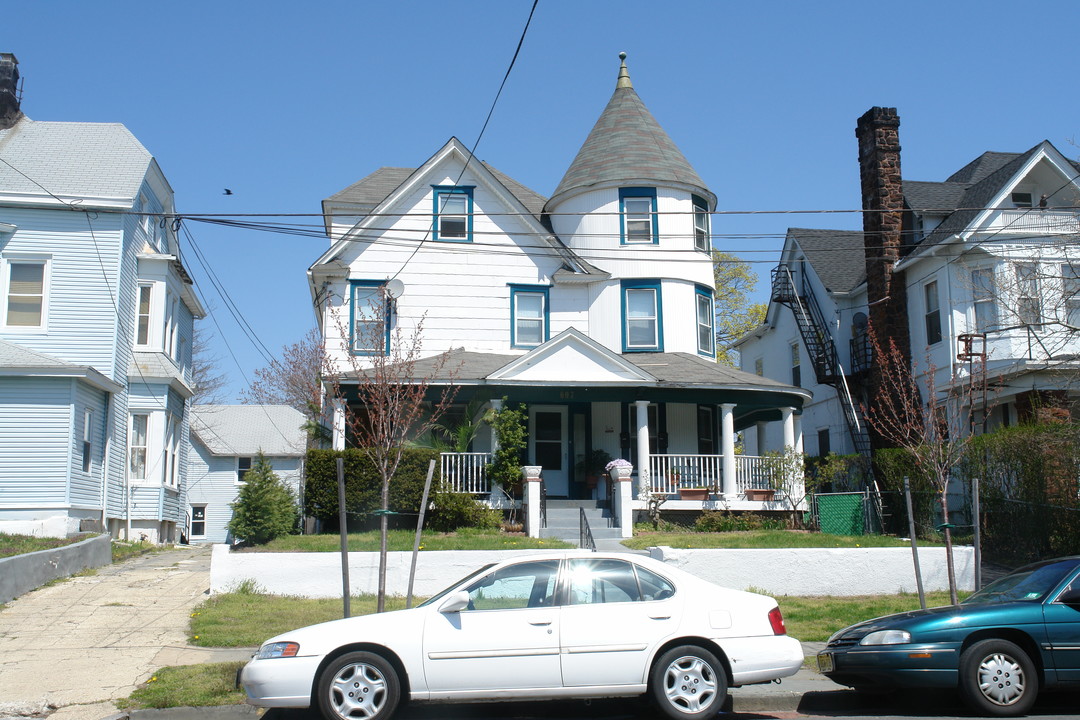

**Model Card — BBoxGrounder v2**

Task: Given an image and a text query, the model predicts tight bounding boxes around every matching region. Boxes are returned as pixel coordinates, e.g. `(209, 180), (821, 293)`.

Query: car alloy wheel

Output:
(650, 645), (727, 720)
(317, 651), (401, 720)
(958, 639), (1038, 716)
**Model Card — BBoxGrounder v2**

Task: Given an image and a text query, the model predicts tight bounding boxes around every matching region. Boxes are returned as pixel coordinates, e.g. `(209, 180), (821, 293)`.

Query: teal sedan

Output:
(818, 556), (1080, 716)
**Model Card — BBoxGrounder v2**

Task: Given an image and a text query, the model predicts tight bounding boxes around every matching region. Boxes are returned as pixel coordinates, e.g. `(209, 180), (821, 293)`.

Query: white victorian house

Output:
(310, 56), (809, 516)
(738, 107), (1080, 459)
(0, 53), (203, 541)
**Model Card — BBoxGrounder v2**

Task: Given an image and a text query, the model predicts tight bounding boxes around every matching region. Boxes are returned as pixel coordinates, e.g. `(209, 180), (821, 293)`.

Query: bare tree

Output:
(326, 288), (459, 611)
(190, 319), (229, 404)
(241, 327), (328, 442)
(864, 328), (989, 604)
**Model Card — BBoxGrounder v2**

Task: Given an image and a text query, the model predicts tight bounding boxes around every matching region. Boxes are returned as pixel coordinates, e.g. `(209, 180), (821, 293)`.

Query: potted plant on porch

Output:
(575, 449), (612, 489)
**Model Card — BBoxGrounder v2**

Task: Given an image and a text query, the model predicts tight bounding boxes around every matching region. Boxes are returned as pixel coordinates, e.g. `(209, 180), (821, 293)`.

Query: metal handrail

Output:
(579, 507), (596, 552)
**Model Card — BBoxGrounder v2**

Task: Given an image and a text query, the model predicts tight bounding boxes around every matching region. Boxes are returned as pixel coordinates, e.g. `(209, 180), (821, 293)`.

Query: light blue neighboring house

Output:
(187, 405), (307, 544)
(0, 53), (204, 541)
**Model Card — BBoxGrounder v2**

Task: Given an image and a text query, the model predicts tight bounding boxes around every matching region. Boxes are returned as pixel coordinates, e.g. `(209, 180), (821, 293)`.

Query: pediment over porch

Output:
(489, 328), (655, 384)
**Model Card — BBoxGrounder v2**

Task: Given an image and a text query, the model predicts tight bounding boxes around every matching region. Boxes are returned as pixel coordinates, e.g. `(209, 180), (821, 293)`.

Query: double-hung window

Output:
(695, 285), (715, 356)
(433, 186), (473, 242)
(971, 267), (998, 332)
(349, 280), (389, 355)
(4, 259), (47, 328)
(693, 195), (710, 252)
(82, 409), (94, 474)
(1015, 263), (1041, 325)
(136, 285), (152, 345)
(190, 505), (206, 537)
(237, 456), (252, 484)
(510, 284), (549, 348)
(924, 280), (942, 345)
(791, 342), (801, 387)
(622, 279), (662, 351)
(1062, 263), (1080, 327)
(619, 188), (658, 244)
(129, 414), (149, 481)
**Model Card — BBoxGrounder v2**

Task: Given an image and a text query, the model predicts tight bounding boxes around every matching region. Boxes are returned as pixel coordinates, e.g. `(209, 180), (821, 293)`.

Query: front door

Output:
(530, 405), (568, 497)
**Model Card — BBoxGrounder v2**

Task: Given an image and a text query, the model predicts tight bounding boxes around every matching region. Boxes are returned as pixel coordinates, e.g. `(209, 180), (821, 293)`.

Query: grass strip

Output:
(245, 528), (574, 552)
(622, 529), (944, 550)
(117, 662), (247, 709)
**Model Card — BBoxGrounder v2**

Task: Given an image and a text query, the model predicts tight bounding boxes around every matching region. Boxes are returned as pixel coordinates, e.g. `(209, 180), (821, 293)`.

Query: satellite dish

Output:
(385, 278), (405, 299)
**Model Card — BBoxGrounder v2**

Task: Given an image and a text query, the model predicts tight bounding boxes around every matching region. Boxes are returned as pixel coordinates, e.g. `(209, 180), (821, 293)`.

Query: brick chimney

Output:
(856, 107), (912, 447)
(0, 53), (22, 130)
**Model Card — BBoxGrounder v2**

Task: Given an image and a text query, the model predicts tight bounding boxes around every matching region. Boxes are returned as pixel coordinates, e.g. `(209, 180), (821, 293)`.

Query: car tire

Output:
(317, 651), (401, 720)
(649, 644), (727, 720)
(958, 639), (1038, 717)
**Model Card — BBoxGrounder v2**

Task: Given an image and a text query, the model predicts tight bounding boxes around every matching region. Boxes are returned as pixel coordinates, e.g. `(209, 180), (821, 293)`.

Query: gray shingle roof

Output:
(0, 117), (151, 204)
(547, 59), (711, 209)
(902, 180), (968, 214)
(946, 151), (1022, 184)
(0, 339), (76, 369)
(191, 404), (307, 456)
(788, 228), (866, 294)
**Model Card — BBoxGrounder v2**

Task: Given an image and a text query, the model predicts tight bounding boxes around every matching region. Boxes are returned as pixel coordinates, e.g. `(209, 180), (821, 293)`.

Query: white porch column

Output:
(720, 403), (737, 497)
(635, 400), (651, 492)
(523, 466), (542, 538)
(616, 474), (633, 538)
(489, 398), (504, 452)
(332, 398), (346, 451)
(781, 407), (795, 450)
(793, 413), (804, 454)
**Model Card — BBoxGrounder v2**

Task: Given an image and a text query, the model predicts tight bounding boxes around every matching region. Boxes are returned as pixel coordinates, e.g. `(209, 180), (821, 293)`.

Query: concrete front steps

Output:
(540, 499), (622, 546)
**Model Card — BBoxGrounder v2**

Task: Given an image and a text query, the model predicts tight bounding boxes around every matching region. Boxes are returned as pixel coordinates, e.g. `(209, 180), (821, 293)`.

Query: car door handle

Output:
(649, 614), (672, 620)
(528, 616), (553, 626)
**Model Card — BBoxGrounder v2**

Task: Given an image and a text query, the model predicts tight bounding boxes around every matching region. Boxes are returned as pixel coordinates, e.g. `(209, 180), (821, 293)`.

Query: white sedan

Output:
(240, 551), (802, 720)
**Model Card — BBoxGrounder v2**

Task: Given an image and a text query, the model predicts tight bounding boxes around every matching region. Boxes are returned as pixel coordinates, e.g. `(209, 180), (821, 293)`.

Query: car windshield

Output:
(963, 558), (1080, 605)
(417, 564), (496, 608)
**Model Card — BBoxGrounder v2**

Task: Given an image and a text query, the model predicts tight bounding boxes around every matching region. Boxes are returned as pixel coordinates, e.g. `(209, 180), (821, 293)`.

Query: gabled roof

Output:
(0, 117), (152, 207)
(902, 180), (968, 215)
(946, 151), (1024, 184)
(547, 54), (714, 211)
(0, 339), (123, 393)
(788, 228), (866, 294)
(191, 404), (307, 456)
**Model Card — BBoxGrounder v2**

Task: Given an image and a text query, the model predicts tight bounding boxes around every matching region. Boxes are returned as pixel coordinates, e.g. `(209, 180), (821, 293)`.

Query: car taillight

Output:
(768, 607), (787, 635)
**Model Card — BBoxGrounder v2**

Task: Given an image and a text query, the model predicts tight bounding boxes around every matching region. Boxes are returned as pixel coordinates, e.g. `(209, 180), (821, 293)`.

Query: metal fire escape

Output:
(771, 264), (872, 458)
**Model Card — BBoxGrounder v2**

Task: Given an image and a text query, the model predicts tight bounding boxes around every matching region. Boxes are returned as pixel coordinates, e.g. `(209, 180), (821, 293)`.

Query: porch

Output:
(440, 451), (800, 504)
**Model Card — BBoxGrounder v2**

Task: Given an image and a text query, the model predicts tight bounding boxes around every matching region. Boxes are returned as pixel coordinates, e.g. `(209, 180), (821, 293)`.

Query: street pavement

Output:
(0, 545), (251, 720)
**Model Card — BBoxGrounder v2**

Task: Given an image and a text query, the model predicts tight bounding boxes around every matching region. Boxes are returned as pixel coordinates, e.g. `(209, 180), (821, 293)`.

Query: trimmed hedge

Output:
(305, 448), (498, 532)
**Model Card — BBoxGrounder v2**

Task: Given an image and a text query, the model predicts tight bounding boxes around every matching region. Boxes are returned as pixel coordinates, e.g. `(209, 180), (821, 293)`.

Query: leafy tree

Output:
(712, 250), (767, 366)
(227, 452), (297, 545)
(241, 328), (327, 443)
(485, 401), (528, 492)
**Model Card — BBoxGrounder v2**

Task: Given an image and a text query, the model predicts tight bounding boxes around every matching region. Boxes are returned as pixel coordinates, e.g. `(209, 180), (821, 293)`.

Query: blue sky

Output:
(6, 0), (1080, 399)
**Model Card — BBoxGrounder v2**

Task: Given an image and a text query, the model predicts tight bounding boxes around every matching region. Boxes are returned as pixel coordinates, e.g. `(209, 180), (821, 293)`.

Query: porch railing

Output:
(648, 454), (779, 496)
(439, 452), (491, 494)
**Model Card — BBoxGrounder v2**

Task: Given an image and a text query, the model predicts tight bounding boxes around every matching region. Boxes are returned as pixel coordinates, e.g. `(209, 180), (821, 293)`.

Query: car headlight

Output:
(257, 641), (300, 659)
(859, 629), (911, 646)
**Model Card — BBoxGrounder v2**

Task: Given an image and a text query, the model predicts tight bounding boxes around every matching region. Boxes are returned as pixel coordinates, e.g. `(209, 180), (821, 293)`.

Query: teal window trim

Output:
(433, 185), (474, 242)
(509, 283), (550, 349)
(695, 284), (715, 357)
(349, 279), (390, 356)
(692, 194), (711, 253)
(619, 187), (658, 245)
(621, 279), (663, 352)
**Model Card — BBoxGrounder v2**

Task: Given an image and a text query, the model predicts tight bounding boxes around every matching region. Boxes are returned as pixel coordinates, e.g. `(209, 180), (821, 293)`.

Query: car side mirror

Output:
(438, 591), (471, 614)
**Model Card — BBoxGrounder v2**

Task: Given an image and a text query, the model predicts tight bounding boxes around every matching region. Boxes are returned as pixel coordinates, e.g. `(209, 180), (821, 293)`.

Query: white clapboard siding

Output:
(69, 382), (108, 508)
(0, 377), (75, 506)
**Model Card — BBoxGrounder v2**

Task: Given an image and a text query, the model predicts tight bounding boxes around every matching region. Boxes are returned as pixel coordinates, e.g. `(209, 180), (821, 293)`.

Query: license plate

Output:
(817, 652), (834, 673)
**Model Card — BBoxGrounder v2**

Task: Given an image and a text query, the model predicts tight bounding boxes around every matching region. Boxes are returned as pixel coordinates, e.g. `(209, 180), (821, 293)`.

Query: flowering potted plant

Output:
(575, 449), (612, 488)
(605, 458), (633, 480)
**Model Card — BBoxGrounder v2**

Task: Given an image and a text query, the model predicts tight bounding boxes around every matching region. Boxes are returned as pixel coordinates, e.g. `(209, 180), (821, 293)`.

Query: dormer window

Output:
(619, 188), (658, 244)
(433, 186), (473, 242)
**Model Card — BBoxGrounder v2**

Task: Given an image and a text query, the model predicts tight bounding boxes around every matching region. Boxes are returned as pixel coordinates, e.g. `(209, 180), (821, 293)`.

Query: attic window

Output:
(1011, 192), (1033, 208)
(433, 186), (473, 242)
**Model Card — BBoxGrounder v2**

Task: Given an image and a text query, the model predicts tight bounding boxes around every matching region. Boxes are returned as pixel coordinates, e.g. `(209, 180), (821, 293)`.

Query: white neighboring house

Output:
(737, 106), (1080, 458)
(187, 405), (307, 544)
(310, 55), (810, 509)
(0, 54), (204, 541)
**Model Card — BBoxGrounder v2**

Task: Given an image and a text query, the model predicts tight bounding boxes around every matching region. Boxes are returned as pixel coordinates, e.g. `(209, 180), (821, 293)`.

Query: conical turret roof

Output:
(547, 53), (713, 210)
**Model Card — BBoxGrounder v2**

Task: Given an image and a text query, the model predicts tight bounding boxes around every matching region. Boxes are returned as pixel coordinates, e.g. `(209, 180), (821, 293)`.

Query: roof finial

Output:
(617, 51), (633, 89)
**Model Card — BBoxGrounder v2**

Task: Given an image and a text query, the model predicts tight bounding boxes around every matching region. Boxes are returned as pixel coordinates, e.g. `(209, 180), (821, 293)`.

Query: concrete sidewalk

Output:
(0, 545), (251, 720)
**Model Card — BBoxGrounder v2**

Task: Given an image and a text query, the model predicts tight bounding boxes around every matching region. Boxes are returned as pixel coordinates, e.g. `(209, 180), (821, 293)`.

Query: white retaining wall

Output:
(210, 544), (974, 598)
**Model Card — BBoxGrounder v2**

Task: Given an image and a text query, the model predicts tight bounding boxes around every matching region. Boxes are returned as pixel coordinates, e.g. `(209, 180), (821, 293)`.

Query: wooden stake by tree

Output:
(863, 328), (988, 604)
(326, 287), (458, 612)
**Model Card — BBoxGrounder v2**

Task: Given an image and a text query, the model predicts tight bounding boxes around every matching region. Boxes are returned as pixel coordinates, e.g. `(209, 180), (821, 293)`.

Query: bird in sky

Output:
(223, 188), (233, 195)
